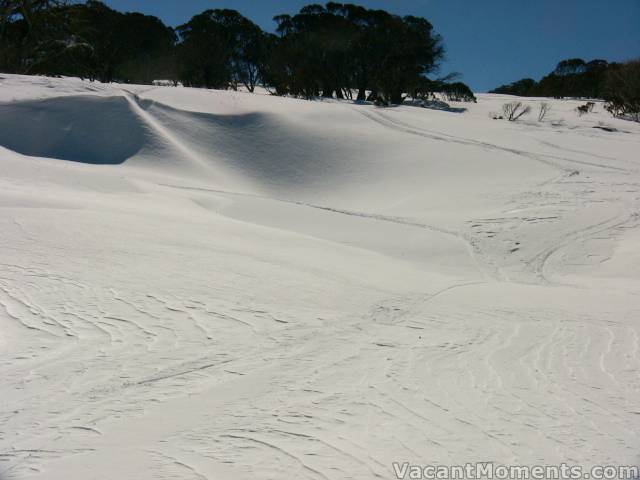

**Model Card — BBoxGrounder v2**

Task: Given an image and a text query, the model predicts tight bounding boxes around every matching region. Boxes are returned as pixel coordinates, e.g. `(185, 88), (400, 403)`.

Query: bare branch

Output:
(502, 101), (531, 121)
(537, 102), (550, 122)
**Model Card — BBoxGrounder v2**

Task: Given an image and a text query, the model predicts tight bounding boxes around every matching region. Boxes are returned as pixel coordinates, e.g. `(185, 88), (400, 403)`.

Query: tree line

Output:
(490, 58), (640, 121)
(1, 0), (476, 105)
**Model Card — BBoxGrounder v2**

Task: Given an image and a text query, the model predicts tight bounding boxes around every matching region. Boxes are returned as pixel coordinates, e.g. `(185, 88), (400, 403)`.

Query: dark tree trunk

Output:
(322, 85), (333, 98)
(390, 91), (403, 105)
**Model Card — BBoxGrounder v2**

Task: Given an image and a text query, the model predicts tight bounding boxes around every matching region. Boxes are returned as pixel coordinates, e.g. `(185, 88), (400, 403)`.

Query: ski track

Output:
(1, 78), (640, 479)
(353, 107), (633, 174)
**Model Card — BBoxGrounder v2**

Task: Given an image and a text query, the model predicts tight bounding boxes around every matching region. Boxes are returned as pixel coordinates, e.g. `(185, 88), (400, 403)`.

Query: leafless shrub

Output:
(537, 102), (550, 122)
(576, 101), (596, 116)
(502, 101), (531, 121)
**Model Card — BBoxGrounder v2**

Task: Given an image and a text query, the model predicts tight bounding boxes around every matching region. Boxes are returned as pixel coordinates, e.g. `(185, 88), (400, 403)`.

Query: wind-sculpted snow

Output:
(140, 99), (360, 190)
(0, 76), (640, 480)
(0, 96), (152, 164)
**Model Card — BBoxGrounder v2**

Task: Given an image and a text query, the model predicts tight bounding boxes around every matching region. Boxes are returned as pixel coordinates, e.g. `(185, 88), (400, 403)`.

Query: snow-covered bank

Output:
(1, 74), (639, 479)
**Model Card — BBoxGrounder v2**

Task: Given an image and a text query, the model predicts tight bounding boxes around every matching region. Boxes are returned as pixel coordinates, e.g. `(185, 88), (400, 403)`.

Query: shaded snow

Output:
(0, 95), (152, 164)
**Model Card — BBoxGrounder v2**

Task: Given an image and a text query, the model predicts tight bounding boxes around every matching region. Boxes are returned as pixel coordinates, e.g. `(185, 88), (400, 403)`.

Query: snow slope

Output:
(1, 74), (639, 479)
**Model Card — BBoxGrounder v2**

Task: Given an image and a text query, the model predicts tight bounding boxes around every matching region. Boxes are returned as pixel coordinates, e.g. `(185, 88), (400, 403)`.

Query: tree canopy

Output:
(490, 58), (617, 100)
(1, 1), (455, 104)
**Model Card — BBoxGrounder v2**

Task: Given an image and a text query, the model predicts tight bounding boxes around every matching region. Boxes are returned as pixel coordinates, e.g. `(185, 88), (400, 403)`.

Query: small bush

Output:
(537, 102), (550, 122)
(502, 102), (531, 121)
(576, 101), (595, 116)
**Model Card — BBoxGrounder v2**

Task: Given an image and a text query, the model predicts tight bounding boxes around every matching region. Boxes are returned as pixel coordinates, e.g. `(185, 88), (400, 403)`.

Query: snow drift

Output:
(0, 95), (152, 164)
(0, 74), (639, 480)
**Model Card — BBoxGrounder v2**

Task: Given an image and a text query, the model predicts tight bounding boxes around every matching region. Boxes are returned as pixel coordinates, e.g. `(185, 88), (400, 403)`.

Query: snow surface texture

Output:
(0, 74), (639, 479)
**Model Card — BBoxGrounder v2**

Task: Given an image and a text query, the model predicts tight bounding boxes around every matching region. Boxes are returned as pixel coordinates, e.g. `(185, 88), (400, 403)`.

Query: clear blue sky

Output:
(102, 0), (640, 92)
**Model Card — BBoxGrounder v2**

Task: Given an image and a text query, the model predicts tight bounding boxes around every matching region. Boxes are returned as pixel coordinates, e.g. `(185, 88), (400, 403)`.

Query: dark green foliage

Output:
(239, 3), (444, 103)
(1, 1), (446, 102)
(0, 0), (176, 82)
(0, 0), (80, 74)
(176, 9), (265, 90)
(412, 77), (476, 103)
(489, 78), (537, 96)
(490, 58), (617, 100)
(69, 2), (176, 83)
(603, 60), (640, 122)
(491, 57), (639, 121)
(110, 11), (177, 84)
(553, 58), (586, 76)
(439, 82), (476, 102)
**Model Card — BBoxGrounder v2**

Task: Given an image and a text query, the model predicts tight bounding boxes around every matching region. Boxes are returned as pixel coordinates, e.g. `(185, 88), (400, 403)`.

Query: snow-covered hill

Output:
(1, 74), (639, 479)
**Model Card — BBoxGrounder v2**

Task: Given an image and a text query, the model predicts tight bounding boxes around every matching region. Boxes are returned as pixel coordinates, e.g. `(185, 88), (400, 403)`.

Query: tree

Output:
(232, 20), (265, 92)
(0, 0), (177, 83)
(582, 59), (609, 98)
(439, 82), (476, 102)
(259, 32), (292, 96)
(603, 60), (640, 122)
(268, 3), (444, 104)
(554, 58), (586, 76)
(176, 9), (264, 90)
(0, 0), (75, 74)
(489, 78), (537, 96)
(368, 13), (444, 104)
(176, 10), (234, 88)
(490, 58), (618, 100)
(1, 1), (447, 100)
(113, 12), (176, 84)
